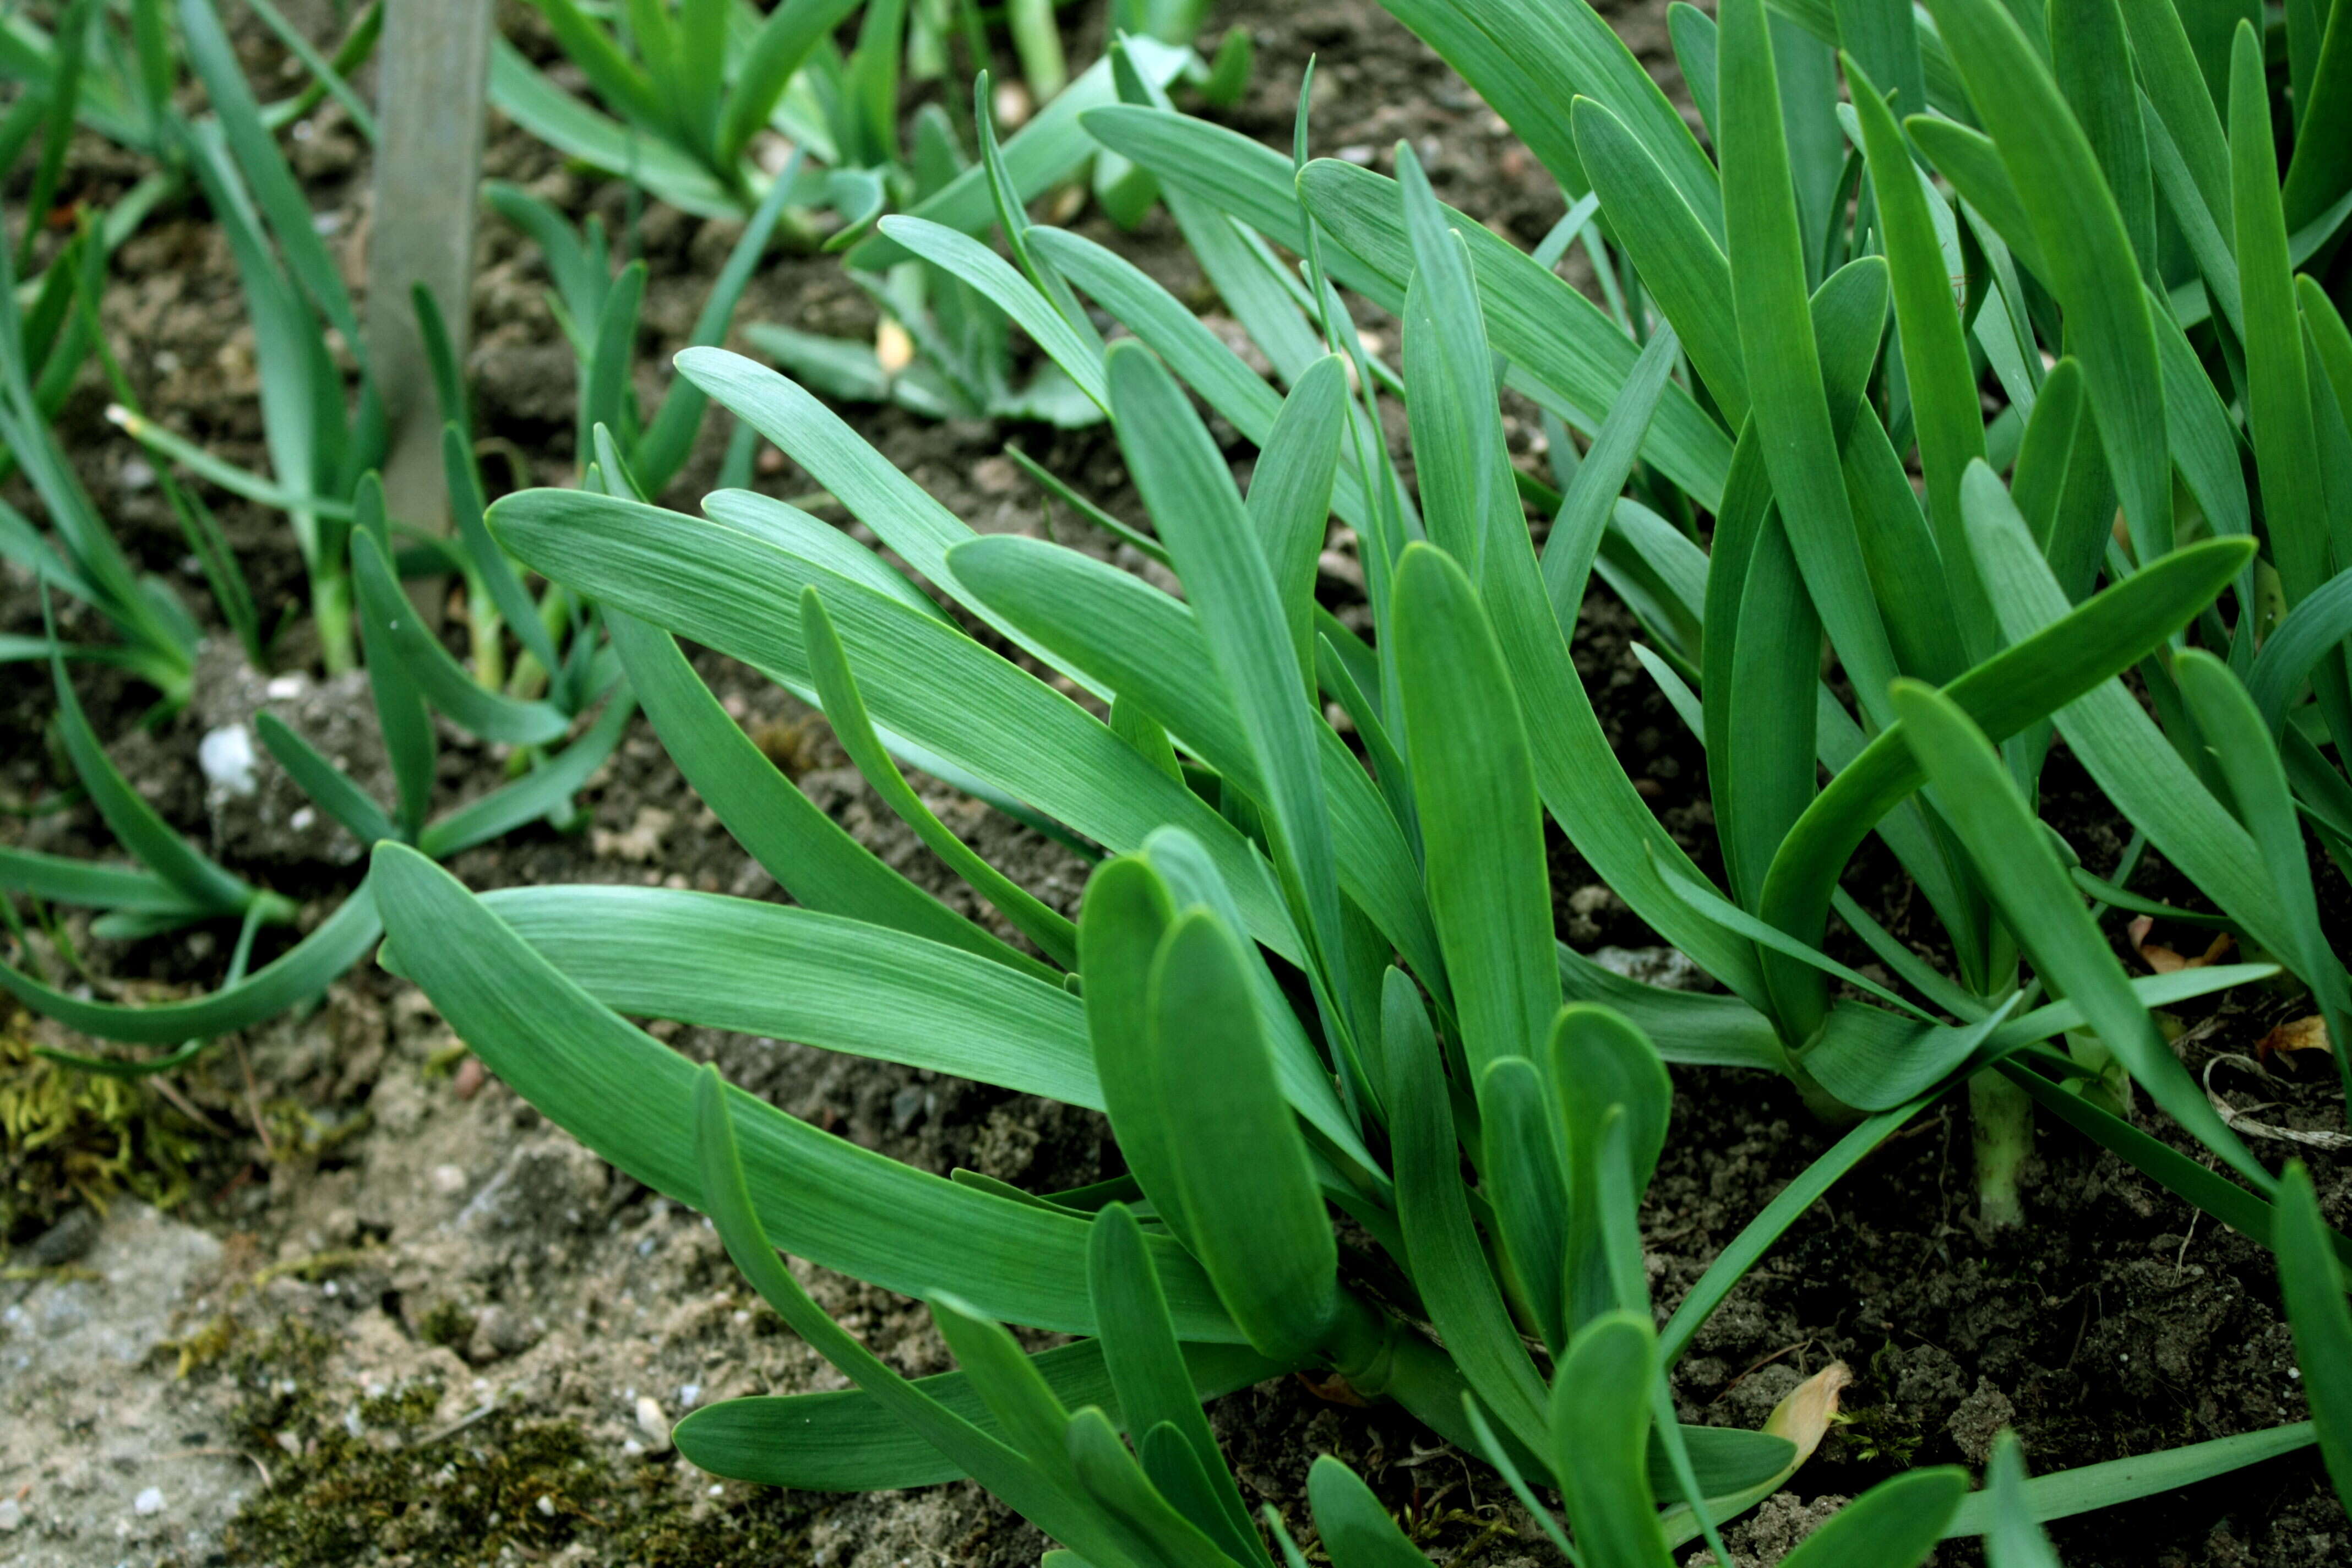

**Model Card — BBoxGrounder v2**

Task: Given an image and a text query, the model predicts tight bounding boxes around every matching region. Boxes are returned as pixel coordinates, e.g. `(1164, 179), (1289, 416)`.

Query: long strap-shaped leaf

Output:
(1778, 1468), (1967, 1568)
(2273, 1162), (2352, 1511)
(1964, 472), (2313, 972)
(1109, 341), (1352, 1039)
(372, 844), (1242, 1340)
(1090, 1206), (1271, 1567)
(487, 487), (1301, 960)
(1, 884), (378, 1046)
(1886, 680), (2269, 1190)
(2230, 23), (2334, 618)
(1941, 1418), (2317, 1537)
(1571, 98), (1746, 425)
(674, 1335), (1285, 1491)
(1720, 0), (1901, 729)
(2171, 651), (2352, 1118)
(1149, 906), (1343, 1364)
(801, 584), (1079, 968)
(474, 883), (1093, 1104)
(45, 621), (254, 915)
(1755, 515), (2253, 983)
(946, 532), (1439, 990)
(1076, 105), (1734, 507)
(1374, 0), (1722, 237)
(605, 609), (1044, 976)
(1847, 57), (1995, 661)
(692, 1066), (1161, 1568)
(1381, 974), (1552, 1456)
(350, 529), (574, 745)
(1920, 0), (2171, 557)
(1550, 1313), (1678, 1568)
(1393, 544), (1559, 1077)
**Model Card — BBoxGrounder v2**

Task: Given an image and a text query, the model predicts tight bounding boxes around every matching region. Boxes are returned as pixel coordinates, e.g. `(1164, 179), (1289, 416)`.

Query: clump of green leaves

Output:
(372, 0), (2352, 1553)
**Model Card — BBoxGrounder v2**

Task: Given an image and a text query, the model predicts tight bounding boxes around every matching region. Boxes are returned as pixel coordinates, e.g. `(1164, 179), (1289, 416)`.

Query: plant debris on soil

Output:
(3, 0), (2349, 1565)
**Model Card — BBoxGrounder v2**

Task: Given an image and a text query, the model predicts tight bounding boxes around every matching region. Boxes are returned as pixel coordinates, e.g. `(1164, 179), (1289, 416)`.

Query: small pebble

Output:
(635, 1395), (673, 1452)
(265, 674), (306, 700)
(431, 1164), (469, 1195)
(0, 1498), (21, 1531)
(454, 1057), (487, 1100)
(198, 725), (258, 797)
(134, 1487), (166, 1516)
(536, 1495), (557, 1517)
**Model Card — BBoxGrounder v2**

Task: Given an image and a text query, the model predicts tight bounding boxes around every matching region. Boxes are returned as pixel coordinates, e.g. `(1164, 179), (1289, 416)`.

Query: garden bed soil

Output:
(3, 0), (2349, 1565)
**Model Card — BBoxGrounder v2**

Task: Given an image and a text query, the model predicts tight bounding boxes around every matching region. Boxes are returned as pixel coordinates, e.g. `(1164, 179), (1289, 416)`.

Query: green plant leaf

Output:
(1, 885), (377, 1046)
(876, 216), (1109, 411)
(1382, 973), (1552, 1454)
(1478, 1052), (1571, 1354)
(800, 585), (1079, 968)
(716, 0), (863, 165)
(411, 692), (634, 859)
(471, 884), (1091, 1102)
(45, 626), (251, 913)
(254, 711), (396, 847)
(1722, 0), (1902, 731)
(1078, 856), (1196, 1243)
(2231, 21), (2332, 615)
(1550, 1312), (1676, 1568)
(945, 533), (1439, 992)
(2272, 1163), (2352, 1511)
(488, 486), (1299, 959)
(1147, 907), (1341, 1363)
(633, 163), (801, 493)
(2172, 651), (2352, 1102)
(845, 42), (1190, 270)
(691, 1068), (1159, 1568)
(1965, 470), (2313, 986)
(1556, 944), (1786, 1070)
(1942, 1420), (2317, 1536)
(1981, 1431), (2066, 1567)
(1393, 543), (1559, 1077)
(1088, 1205), (1267, 1564)
(2280, 0), (2352, 231)
(1307, 1457), (1429, 1568)
(1108, 341), (1351, 1031)
(1757, 513), (2253, 997)
(676, 1338), (1283, 1490)
(1249, 355), (1349, 690)
(1778, 1467), (1968, 1568)
(1554, 1004), (1672, 1332)
(606, 609), (1040, 971)
(1886, 679), (2267, 1189)
(373, 844), (1240, 1340)
(1920, 0), (2171, 556)
(1846, 55), (1992, 658)
(351, 529), (573, 745)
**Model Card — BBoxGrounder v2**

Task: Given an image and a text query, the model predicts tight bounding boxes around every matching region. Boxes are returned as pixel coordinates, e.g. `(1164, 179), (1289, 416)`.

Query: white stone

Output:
(634, 1394), (672, 1452)
(0, 1498), (21, 1530)
(198, 724), (258, 797)
(133, 1487), (165, 1516)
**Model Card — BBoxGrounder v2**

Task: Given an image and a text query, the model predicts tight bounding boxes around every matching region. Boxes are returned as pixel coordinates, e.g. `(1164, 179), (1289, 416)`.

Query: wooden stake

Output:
(366, 0), (492, 570)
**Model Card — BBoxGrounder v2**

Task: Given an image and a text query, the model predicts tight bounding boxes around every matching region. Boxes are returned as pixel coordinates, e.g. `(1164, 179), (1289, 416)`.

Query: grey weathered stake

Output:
(367, 0), (493, 560)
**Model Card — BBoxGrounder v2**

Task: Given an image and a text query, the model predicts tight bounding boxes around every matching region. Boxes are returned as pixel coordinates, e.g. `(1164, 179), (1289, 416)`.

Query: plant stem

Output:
(1970, 1069), (2033, 1228)
(315, 571), (356, 676)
